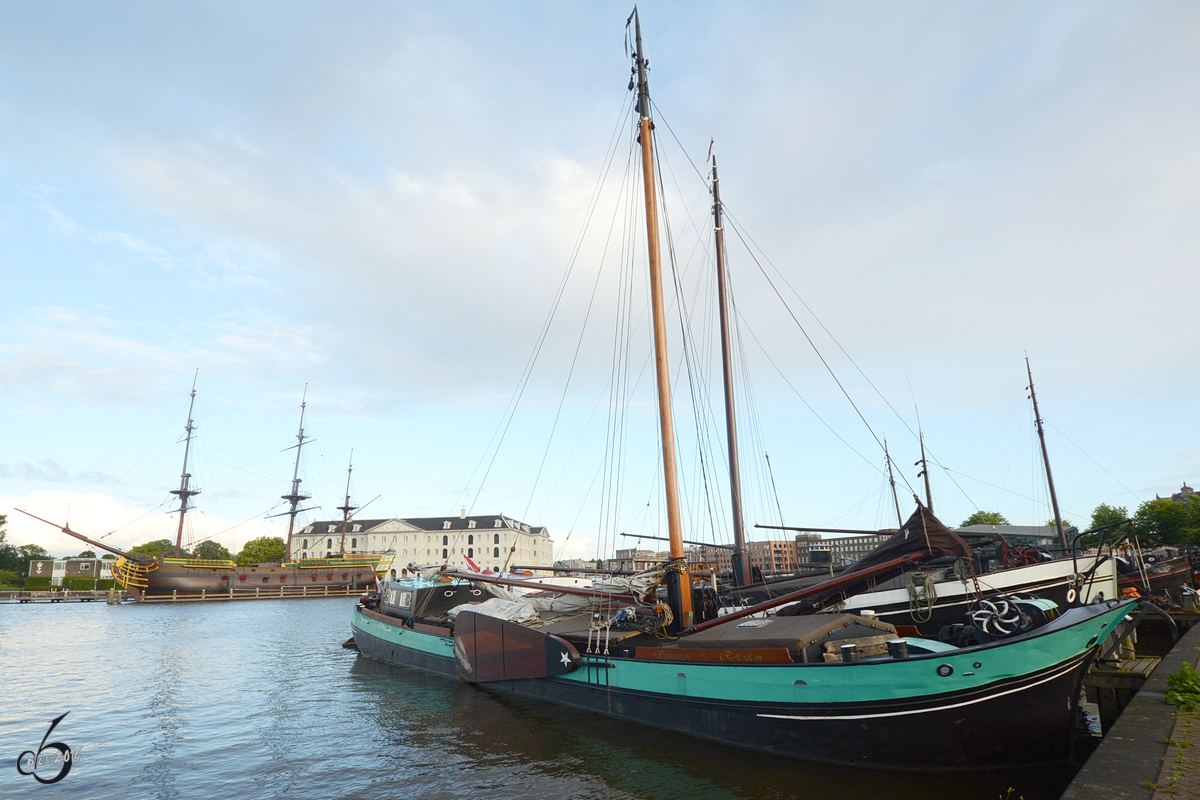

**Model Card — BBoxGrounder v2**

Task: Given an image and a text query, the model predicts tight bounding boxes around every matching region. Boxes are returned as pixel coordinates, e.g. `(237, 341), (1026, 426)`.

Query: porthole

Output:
(470, 589), (482, 596)
(937, 664), (953, 677)
(444, 590), (455, 597)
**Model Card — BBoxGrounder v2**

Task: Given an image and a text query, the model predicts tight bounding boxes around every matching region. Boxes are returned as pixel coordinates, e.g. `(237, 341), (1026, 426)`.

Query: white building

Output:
(295, 511), (554, 572)
(27, 557), (115, 587)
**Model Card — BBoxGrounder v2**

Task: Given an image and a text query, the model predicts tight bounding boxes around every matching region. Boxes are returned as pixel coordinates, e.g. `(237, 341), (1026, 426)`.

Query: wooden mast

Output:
(884, 439), (904, 528)
(632, 9), (693, 628)
(337, 451), (358, 555)
(171, 370), (201, 558)
(711, 154), (750, 587)
(281, 386), (311, 560)
(1027, 356), (1067, 550)
(915, 419), (934, 512)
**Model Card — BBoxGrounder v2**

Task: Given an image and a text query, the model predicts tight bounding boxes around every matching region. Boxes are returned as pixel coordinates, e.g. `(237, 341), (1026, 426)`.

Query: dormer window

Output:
(443, 521), (451, 530)
(494, 519), (501, 528)
(352, 524), (361, 533)
(328, 525), (337, 533)
(468, 520), (476, 529)
(304, 525), (313, 534)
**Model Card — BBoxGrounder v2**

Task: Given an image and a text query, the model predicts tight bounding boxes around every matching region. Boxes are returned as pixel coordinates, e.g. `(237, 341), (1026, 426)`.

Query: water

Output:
(1, 599), (1081, 799)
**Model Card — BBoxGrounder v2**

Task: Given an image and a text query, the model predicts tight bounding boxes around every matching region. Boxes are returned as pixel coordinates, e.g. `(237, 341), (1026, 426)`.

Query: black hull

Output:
(350, 611), (1096, 772)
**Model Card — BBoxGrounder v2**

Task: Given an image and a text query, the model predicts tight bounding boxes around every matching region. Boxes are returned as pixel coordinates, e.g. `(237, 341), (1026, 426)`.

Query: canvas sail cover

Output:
(778, 502), (972, 616)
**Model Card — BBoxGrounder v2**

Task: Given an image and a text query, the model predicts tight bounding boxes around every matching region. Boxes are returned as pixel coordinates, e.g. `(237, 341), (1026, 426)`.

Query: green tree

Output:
(1090, 503), (1129, 532)
(961, 511), (1011, 527)
(235, 536), (286, 566)
(101, 554), (116, 560)
(17, 543), (50, 562)
(1045, 518), (1074, 530)
(1134, 497), (1200, 545)
(0, 568), (20, 586)
(0, 515), (21, 573)
(130, 539), (186, 558)
(77, 550), (97, 558)
(194, 540), (232, 560)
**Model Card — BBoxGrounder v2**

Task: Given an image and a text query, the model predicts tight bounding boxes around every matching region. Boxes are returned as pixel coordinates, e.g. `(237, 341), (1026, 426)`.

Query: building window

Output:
(327, 539), (333, 549)
(442, 549), (448, 559)
(494, 534), (500, 544)
(443, 521), (451, 530)
(442, 535), (448, 546)
(494, 519), (501, 527)
(468, 520), (476, 529)
(352, 524), (361, 533)
(494, 547), (500, 558)
(302, 539), (308, 549)
(351, 538), (357, 549)
(468, 548), (473, 558)
(468, 535), (473, 545)
(328, 525), (337, 533)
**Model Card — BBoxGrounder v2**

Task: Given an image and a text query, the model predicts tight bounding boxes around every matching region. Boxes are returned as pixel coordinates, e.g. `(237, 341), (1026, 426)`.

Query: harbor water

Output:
(1, 598), (1083, 799)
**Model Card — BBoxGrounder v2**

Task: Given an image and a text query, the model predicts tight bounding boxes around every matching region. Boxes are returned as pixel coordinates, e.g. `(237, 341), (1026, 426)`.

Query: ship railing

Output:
(161, 558), (237, 569)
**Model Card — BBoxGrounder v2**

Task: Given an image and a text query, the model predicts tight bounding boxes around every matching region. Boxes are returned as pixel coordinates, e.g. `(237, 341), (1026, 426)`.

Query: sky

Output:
(1, 2), (1197, 562)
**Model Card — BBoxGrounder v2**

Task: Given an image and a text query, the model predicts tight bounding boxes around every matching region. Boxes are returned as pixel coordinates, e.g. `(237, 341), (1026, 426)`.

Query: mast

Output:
(631, 9), (693, 629)
(281, 386), (312, 560)
(337, 450), (357, 555)
(884, 439), (903, 528)
(711, 153), (750, 588)
(171, 370), (201, 558)
(914, 415), (934, 513)
(1027, 356), (1067, 550)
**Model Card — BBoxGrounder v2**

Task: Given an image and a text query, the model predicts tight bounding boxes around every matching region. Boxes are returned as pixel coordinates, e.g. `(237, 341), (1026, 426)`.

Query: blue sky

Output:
(1, 2), (1197, 560)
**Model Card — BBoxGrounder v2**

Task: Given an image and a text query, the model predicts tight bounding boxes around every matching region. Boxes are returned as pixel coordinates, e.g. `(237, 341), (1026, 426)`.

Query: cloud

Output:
(1, 490), (287, 556)
(0, 460), (115, 485)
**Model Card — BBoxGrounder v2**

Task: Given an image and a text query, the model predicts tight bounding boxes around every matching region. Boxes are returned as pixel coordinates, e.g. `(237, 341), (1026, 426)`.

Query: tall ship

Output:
(23, 381), (393, 602)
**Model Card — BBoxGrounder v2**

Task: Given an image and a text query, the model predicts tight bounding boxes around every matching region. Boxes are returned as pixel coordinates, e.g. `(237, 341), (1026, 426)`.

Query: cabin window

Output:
(302, 539), (308, 549)
(468, 535), (473, 545)
(442, 549), (448, 559)
(468, 548), (473, 558)
(443, 521), (451, 530)
(493, 547), (500, 558)
(327, 539), (333, 549)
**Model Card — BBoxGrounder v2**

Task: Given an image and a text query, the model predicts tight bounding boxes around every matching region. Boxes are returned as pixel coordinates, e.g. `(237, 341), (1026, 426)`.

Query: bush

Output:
(62, 577), (100, 591)
(25, 577), (50, 590)
(0, 568), (21, 587)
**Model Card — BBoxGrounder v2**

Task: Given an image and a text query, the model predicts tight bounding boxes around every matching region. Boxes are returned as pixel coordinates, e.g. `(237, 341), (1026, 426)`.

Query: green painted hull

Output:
(352, 598), (1136, 770)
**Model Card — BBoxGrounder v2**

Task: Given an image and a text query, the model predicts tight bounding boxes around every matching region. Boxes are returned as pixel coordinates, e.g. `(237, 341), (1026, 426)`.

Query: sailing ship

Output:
(350, 11), (1155, 771)
(22, 382), (392, 602)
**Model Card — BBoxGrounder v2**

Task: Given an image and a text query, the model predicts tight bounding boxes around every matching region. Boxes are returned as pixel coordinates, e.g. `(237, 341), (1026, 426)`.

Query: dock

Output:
(1063, 618), (1200, 799)
(2, 589), (130, 604)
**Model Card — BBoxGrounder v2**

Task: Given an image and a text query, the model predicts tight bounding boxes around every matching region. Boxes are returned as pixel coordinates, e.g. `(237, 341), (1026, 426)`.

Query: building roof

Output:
(301, 514), (548, 537)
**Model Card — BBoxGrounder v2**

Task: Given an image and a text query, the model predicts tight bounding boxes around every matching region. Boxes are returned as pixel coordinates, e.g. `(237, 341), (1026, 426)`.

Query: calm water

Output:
(0, 598), (1081, 799)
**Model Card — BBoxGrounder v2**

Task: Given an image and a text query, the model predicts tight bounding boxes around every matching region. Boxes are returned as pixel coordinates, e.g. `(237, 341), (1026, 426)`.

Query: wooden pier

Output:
(2, 589), (129, 604)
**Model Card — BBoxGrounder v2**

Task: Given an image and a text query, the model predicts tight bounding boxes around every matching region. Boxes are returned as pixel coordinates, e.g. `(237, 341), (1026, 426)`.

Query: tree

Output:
(0, 515), (21, 574)
(17, 544), (50, 562)
(235, 536), (286, 566)
(1045, 518), (1074, 530)
(1134, 497), (1200, 546)
(101, 554), (116, 560)
(194, 541), (232, 561)
(130, 539), (186, 558)
(1090, 503), (1129, 532)
(961, 511), (1011, 527)
(77, 550), (97, 558)
(0, 568), (20, 586)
